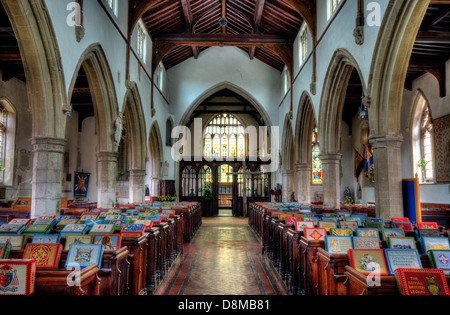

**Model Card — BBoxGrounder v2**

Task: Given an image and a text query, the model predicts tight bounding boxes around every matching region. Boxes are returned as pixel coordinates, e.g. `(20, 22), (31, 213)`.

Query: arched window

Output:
(312, 126), (322, 185)
(166, 118), (173, 147)
(411, 94), (434, 183)
(203, 114), (246, 159)
(0, 101), (16, 186)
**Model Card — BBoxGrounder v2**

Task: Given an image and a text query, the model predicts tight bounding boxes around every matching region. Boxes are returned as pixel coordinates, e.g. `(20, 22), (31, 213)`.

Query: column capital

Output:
(97, 151), (119, 162)
(281, 169), (294, 176)
(319, 153), (343, 163)
(130, 169), (146, 177)
(31, 137), (67, 153)
(369, 134), (403, 149)
(296, 163), (311, 172)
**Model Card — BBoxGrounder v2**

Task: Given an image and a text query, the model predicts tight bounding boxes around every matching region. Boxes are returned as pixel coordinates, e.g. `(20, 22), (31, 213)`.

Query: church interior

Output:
(0, 0), (449, 298)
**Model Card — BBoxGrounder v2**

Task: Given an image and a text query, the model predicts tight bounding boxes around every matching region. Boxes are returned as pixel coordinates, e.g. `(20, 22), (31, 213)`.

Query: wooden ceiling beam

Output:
(181, 0), (199, 59)
(153, 33), (293, 46)
(249, 0), (265, 60)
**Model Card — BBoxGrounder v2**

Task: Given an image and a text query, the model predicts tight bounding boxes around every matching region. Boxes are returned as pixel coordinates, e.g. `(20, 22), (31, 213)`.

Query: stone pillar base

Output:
(296, 163), (311, 203)
(370, 134), (404, 220)
(97, 151), (119, 209)
(129, 169), (146, 204)
(320, 153), (342, 209)
(31, 137), (67, 218)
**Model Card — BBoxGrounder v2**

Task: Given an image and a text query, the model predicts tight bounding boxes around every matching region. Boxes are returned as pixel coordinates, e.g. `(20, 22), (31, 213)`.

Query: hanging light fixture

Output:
(358, 91), (368, 122)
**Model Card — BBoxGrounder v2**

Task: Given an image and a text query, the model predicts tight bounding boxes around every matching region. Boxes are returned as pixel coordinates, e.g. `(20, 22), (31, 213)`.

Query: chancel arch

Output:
(178, 84), (274, 217)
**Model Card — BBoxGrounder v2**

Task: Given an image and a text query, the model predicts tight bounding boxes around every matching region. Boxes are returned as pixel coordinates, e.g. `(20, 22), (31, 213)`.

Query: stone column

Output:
(369, 134), (404, 220)
(97, 151), (119, 209)
(296, 163), (311, 203)
(320, 153), (342, 209)
(31, 137), (67, 218)
(151, 176), (160, 197)
(281, 169), (293, 203)
(129, 169), (146, 203)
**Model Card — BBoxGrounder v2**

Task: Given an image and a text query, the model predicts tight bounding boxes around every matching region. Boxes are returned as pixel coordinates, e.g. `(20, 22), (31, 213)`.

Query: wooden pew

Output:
(122, 235), (148, 295)
(300, 236), (325, 295)
(317, 248), (349, 295)
(285, 228), (302, 295)
(35, 264), (101, 295)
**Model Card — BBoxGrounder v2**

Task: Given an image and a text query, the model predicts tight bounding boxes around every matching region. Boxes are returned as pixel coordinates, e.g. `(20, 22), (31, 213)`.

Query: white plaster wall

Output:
(167, 46), (281, 128)
(78, 116), (98, 202)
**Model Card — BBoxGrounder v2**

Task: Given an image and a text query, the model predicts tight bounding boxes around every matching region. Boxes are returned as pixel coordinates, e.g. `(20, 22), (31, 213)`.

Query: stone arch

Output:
(366, 0), (431, 219)
(122, 81), (147, 171)
(281, 115), (295, 202)
(367, 0), (431, 137)
(294, 91), (317, 203)
(1, 0), (68, 217)
(148, 121), (163, 196)
(178, 81), (274, 129)
(295, 91), (317, 164)
(123, 81), (147, 203)
(68, 43), (119, 153)
(1, 0), (68, 139)
(318, 48), (367, 156)
(318, 48), (367, 208)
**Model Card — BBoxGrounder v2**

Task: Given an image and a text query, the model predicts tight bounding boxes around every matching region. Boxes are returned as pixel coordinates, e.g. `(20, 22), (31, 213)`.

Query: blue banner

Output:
(74, 172), (90, 198)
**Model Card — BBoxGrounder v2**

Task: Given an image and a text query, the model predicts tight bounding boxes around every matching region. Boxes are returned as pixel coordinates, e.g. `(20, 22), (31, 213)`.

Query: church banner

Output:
(74, 172), (90, 199)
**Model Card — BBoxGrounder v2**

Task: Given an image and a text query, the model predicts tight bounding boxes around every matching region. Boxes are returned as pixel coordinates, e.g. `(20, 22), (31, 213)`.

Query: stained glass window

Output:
(219, 165), (233, 183)
(312, 127), (322, 185)
(204, 114), (246, 159)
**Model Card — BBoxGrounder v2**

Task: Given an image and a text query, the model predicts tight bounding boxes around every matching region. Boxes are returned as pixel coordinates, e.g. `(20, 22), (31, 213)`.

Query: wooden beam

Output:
(249, 0), (265, 60)
(181, 0), (199, 59)
(153, 33), (293, 47)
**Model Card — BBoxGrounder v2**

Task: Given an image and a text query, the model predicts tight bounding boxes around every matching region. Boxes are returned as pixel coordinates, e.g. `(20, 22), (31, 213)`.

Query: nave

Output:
(156, 216), (287, 296)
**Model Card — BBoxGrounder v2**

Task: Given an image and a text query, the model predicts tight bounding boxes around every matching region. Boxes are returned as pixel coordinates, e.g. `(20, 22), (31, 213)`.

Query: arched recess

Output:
(281, 115), (295, 202)
(122, 81), (147, 203)
(68, 43), (119, 153)
(366, 0), (431, 219)
(67, 43), (119, 208)
(148, 121), (163, 197)
(2, 0), (68, 217)
(294, 91), (317, 203)
(318, 48), (367, 208)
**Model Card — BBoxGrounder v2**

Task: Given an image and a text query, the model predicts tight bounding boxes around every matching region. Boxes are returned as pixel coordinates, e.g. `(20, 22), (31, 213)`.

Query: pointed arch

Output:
(178, 81), (273, 129)
(367, 0), (431, 137)
(122, 81), (147, 171)
(148, 121), (163, 196)
(1, 0), (68, 139)
(281, 115), (295, 171)
(318, 48), (367, 155)
(68, 43), (119, 153)
(294, 91), (317, 164)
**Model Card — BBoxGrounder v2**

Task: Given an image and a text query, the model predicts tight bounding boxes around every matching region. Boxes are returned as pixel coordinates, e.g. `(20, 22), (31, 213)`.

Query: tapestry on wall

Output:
(434, 114), (450, 183)
(74, 172), (90, 198)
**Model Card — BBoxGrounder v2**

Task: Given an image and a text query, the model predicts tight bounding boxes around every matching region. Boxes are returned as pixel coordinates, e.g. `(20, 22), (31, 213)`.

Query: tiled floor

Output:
(157, 217), (287, 296)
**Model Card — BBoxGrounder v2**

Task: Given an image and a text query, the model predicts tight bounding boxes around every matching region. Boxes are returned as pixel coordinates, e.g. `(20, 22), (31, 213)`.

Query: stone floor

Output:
(156, 217), (287, 296)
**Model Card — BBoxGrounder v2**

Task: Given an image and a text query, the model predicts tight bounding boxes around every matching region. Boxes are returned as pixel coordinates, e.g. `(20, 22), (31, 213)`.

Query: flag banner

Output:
(355, 150), (364, 182)
(74, 172), (90, 198)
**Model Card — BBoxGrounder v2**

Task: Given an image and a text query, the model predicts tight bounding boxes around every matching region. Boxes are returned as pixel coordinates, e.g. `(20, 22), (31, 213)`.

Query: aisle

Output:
(156, 217), (287, 296)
